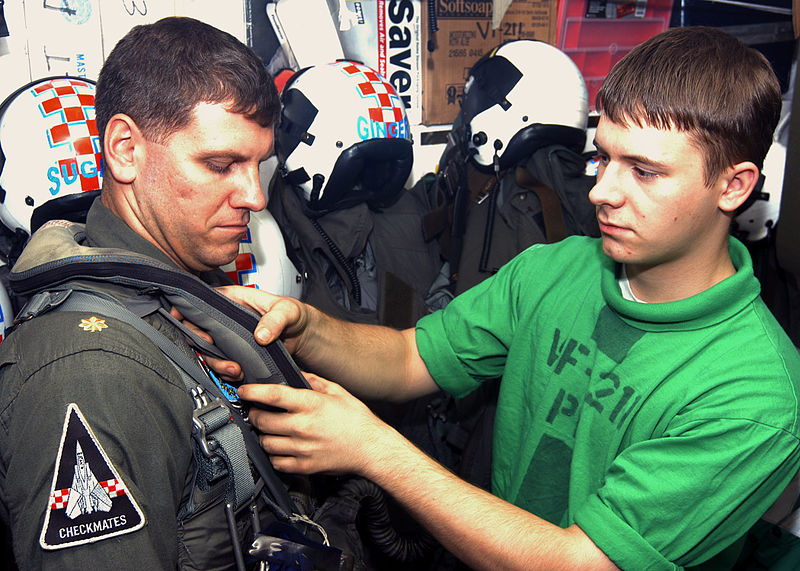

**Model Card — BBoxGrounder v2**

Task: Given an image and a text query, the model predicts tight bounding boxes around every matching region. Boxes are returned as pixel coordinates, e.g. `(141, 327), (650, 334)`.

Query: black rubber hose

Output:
(310, 218), (362, 306)
(341, 478), (437, 562)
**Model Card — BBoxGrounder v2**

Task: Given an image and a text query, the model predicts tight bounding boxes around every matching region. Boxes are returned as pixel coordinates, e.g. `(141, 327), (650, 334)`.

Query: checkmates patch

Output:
(39, 403), (145, 550)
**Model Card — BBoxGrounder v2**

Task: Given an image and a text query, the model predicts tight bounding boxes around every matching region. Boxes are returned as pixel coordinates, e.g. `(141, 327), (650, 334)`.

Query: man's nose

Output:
(588, 165), (624, 208)
(234, 165), (267, 211)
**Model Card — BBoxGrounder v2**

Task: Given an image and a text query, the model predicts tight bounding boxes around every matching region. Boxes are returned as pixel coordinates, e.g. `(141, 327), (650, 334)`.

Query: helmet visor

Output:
(461, 55), (522, 125)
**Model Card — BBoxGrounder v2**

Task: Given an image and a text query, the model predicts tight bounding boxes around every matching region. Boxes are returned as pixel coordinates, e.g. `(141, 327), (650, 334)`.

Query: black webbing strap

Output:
(38, 288), (297, 516)
(514, 165), (568, 244)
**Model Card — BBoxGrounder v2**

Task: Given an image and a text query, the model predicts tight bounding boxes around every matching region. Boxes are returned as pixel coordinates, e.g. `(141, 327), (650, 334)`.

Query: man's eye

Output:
(208, 162), (232, 174)
(633, 166), (657, 180)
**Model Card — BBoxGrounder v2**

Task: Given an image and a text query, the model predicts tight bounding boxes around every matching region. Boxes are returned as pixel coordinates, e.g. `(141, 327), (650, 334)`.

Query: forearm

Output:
(290, 304), (434, 402)
(362, 425), (619, 571)
(220, 286), (436, 402)
(243, 377), (617, 569)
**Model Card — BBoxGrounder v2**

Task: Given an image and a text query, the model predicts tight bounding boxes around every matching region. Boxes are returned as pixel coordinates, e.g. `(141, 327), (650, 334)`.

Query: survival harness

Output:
(267, 169), (444, 330)
(7, 220), (353, 570)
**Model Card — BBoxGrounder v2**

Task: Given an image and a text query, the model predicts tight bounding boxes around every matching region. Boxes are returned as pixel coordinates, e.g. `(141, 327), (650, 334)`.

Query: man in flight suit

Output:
(0, 17), (281, 569)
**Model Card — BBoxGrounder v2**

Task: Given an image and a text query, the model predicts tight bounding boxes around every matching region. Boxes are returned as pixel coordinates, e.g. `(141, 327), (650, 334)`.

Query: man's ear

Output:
(103, 114), (140, 184)
(718, 161), (760, 214)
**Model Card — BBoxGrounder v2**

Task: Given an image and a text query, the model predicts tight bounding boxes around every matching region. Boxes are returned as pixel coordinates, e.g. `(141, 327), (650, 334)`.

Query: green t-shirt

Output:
(416, 235), (800, 569)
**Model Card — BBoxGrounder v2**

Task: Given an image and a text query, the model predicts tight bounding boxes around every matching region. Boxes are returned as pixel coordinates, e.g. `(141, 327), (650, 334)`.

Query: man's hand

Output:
(218, 285), (439, 406)
(216, 285), (310, 354)
(169, 306), (244, 382)
(238, 374), (618, 571)
(238, 374), (398, 476)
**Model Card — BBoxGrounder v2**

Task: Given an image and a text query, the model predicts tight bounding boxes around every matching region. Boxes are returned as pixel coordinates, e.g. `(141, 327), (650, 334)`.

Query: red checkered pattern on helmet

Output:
(41, 97), (63, 115)
(73, 137), (94, 156)
(49, 123), (71, 144)
(340, 62), (405, 137)
(225, 252), (258, 288)
(358, 82), (376, 95)
(35, 79), (97, 150)
(31, 78), (101, 191)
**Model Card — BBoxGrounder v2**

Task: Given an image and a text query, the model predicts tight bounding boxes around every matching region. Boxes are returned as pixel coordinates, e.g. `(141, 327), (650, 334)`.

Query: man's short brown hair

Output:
(596, 26), (781, 186)
(95, 17), (280, 148)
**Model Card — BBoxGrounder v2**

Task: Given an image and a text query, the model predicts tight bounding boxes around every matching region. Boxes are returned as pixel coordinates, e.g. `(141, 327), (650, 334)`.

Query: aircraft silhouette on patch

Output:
(40, 403), (145, 550)
(65, 441), (113, 519)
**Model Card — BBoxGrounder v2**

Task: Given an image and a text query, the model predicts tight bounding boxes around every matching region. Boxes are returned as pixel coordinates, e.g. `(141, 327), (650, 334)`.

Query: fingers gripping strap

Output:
(156, 305), (228, 360)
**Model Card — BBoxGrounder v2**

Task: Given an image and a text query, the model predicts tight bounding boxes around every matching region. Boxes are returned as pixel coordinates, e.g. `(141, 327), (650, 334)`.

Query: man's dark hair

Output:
(95, 16), (280, 147)
(597, 26), (781, 186)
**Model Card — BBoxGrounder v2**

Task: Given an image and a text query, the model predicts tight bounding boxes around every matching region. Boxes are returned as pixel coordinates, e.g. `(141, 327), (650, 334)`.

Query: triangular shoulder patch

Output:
(39, 403), (146, 550)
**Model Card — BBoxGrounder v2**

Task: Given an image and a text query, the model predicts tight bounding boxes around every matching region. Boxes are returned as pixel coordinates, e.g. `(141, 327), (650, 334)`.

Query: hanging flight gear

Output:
(419, 39), (599, 296)
(383, 42), (602, 571)
(267, 171), (442, 328)
(272, 60), (441, 328)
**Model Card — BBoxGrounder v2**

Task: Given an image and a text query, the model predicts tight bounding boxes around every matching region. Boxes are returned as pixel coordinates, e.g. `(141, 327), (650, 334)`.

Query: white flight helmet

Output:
(0, 76), (102, 236)
(275, 60), (413, 214)
(733, 108), (790, 242)
(462, 40), (589, 172)
(220, 208), (303, 298)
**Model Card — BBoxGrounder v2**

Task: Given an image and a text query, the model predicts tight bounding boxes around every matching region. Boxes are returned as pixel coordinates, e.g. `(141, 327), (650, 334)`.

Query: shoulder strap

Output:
(20, 288), (296, 517)
(514, 165), (567, 243)
(9, 221), (311, 394)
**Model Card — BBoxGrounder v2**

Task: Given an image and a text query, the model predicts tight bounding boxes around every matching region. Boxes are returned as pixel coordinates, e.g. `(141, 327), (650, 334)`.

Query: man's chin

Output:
(197, 244), (243, 273)
(600, 236), (627, 262)
(219, 249), (243, 268)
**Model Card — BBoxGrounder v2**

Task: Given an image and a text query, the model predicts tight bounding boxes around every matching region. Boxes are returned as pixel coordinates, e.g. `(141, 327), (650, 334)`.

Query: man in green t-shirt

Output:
(228, 26), (800, 569)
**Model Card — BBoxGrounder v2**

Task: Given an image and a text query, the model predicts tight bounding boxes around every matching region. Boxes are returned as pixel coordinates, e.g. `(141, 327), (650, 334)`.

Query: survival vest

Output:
(3, 220), (434, 570)
(267, 171), (444, 330)
(422, 115), (600, 297)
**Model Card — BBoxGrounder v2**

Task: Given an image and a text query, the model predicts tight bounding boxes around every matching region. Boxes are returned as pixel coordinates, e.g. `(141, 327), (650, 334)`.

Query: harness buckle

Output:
(191, 386), (229, 458)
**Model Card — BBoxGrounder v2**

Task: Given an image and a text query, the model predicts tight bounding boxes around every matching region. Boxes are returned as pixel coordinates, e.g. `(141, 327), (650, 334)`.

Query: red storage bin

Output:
(557, 0), (674, 109)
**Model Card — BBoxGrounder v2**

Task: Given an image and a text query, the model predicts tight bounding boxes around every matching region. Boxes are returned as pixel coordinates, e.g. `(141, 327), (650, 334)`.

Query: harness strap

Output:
(514, 165), (568, 244)
(156, 306), (228, 361)
(45, 290), (256, 511)
(21, 288), (295, 516)
(191, 384), (254, 509)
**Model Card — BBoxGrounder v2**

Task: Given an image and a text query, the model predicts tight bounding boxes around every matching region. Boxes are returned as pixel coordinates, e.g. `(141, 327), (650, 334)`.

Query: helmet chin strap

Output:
(493, 139), (503, 177)
(309, 174), (325, 205)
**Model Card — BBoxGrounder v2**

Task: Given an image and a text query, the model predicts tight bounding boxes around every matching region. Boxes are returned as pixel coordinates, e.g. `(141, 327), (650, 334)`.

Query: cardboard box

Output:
(421, 0), (558, 125)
